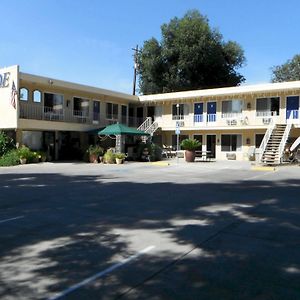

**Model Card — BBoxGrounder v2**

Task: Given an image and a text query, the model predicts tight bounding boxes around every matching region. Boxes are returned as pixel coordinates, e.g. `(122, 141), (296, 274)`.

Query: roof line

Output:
(139, 81), (300, 102)
(20, 72), (139, 102)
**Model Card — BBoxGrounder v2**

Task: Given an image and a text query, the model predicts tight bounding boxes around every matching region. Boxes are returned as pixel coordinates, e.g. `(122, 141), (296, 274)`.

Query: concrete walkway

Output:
(0, 161), (299, 299)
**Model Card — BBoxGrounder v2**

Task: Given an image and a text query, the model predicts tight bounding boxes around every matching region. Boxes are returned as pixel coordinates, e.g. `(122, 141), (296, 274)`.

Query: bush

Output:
(150, 144), (162, 161)
(87, 145), (104, 156)
(103, 149), (116, 164)
(115, 153), (126, 159)
(0, 150), (20, 167)
(137, 143), (151, 161)
(17, 146), (37, 163)
(0, 131), (15, 157)
(37, 151), (47, 162)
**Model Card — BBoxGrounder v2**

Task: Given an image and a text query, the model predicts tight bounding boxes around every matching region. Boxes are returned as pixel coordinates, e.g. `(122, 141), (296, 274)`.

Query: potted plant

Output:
(17, 146), (31, 164)
(87, 145), (104, 163)
(115, 153), (126, 164)
(180, 138), (201, 162)
(37, 151), (47, 162)
(103, 149), (116, 164)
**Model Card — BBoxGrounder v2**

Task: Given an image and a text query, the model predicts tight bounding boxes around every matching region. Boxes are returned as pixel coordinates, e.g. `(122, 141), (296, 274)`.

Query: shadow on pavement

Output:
(0, 172), (299, 299)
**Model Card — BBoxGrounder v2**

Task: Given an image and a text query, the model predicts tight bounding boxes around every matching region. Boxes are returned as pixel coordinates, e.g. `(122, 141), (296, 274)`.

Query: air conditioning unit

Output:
(262, 118), (271, 124)
(227, 119), (237, 126)
(176, 121), (185, 127)
(92, 120), (99, 125)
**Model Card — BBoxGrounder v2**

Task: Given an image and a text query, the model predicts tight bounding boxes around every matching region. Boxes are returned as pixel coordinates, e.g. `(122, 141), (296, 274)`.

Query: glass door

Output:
(206, 134), (216, 158)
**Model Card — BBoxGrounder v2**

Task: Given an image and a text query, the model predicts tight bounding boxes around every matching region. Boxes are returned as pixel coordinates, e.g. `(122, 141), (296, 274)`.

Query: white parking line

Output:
(0, 215), (24, 224)
(48, 245), (155, 300)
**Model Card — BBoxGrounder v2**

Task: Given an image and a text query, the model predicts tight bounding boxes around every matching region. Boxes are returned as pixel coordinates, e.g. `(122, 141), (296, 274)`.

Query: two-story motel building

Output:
(1, 65), (300, 161)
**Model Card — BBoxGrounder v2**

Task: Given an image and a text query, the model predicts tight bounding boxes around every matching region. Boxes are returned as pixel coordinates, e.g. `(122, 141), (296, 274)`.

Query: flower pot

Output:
(115, 158), (123, 165)
(185, 150), (196, 162)
(20, 158), (27, 165)
(89, 154), (98, 163)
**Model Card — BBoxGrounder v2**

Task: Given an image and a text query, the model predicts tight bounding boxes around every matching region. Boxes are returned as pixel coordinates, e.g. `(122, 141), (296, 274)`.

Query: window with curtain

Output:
(106, 103), (118, 119)
(73, 97), (89, 116)
(256, 97), (280, 116)
(221, 134), (242, 151)
(222, 100), (243, 116)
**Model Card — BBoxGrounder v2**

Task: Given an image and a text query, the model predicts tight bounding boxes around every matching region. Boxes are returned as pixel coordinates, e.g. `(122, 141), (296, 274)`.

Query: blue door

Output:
(286, 96), (299, 119)
(207, 102), (216, 122)
(194, 103), (203, 122)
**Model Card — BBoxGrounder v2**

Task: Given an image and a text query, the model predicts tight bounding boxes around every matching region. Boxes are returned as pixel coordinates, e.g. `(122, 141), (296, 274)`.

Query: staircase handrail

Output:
(278, 123), (292, 163)
(145, 121), (158, 135)
(258, 119), (275, 162)
(137, 117), (152, 132)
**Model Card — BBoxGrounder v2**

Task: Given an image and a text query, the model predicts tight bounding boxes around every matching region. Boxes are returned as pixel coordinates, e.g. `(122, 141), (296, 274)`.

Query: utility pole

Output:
(132, 45), (139, 95)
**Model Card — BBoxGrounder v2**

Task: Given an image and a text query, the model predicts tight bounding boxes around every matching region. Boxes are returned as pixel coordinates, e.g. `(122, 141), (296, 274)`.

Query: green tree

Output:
(0, 131), (15, 157)
(271, 54), (300, 82)
(138, 10), (245, 95)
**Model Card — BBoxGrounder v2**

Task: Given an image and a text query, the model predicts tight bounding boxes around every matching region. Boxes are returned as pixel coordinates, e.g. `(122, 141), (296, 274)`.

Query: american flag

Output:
(10, 81), (17, 109)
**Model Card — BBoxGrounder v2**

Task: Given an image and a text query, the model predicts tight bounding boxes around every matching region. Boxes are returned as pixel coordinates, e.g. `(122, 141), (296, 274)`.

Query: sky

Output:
(1, 0), (300, 94)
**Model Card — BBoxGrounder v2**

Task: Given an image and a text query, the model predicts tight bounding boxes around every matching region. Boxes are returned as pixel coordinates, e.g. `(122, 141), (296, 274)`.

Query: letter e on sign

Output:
(0, 72), (10, 88)
(3, 72), (10, 87)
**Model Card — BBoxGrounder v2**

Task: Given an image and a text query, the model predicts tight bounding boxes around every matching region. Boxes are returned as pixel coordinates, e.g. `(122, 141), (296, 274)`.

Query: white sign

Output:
(0, 72), (10, 88)
(175, 128), (180, 135)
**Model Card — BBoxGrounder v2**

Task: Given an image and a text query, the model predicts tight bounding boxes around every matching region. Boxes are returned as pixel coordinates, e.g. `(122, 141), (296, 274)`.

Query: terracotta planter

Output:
(20, 158), (27, 165)
(89, 154), (98, 163)
(185, 150), (196, 162)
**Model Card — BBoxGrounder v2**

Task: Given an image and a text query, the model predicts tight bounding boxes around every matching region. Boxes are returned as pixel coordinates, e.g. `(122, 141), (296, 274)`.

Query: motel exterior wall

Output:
(1, 64), (300, 161)
(141, 83), (300, 161)
(0, 66), (139, 159)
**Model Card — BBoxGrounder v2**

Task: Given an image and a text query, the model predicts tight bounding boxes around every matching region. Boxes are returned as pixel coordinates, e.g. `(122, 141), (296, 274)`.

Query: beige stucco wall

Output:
(161, 128), (267, 161)
(0, 65), (19, 129)
(17, 78), (133, 132)
(153, 90), (300, 130)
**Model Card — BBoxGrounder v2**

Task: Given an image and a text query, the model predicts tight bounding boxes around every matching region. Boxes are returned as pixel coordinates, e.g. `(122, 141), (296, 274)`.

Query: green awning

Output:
(98, 123), (150, 136)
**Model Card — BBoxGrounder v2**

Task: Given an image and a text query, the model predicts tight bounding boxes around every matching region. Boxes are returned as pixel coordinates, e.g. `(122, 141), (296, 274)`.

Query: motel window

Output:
(222, 100), (243, 117)
(93, 101), (100, 121)
(221, 134), (242, 152)
(20, 88), (29, 101)
(106, 103), (118, 119)
(193, 135), (203, 151)
(256, 97), (280, 116)
(44, 93), (64, 110)
(121, 105), (127, 124)
(33, 90), (42, 103)
(172, 104), (184, 120)
(171, 134), (189, 151)
(73, 97), (89, 117)
(255, 134), (264, 148)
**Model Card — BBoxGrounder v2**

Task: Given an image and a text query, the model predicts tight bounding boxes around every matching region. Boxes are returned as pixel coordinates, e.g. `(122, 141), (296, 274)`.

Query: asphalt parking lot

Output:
(0, 160), (300, 300)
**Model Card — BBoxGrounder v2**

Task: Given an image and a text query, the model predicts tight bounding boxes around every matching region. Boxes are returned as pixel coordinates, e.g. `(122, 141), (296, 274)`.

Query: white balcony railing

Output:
(221, 112), (243, 119)
(286, 109), (299, 120)
(172, 115), (185, 120)
(256, 110), (277, 117)
(207, 114), (216, 122)
(194, 114), (203, 123)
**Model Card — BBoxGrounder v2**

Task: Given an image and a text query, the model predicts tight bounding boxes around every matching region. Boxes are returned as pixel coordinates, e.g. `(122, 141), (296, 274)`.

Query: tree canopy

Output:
(271, 54), (300, 82)
(137, 10), (246, 95)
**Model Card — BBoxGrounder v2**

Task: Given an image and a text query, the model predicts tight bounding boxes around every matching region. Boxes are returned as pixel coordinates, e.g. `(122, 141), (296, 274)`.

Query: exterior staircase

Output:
(137, 117), (159, 142)
(260, 123), (292, 165)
